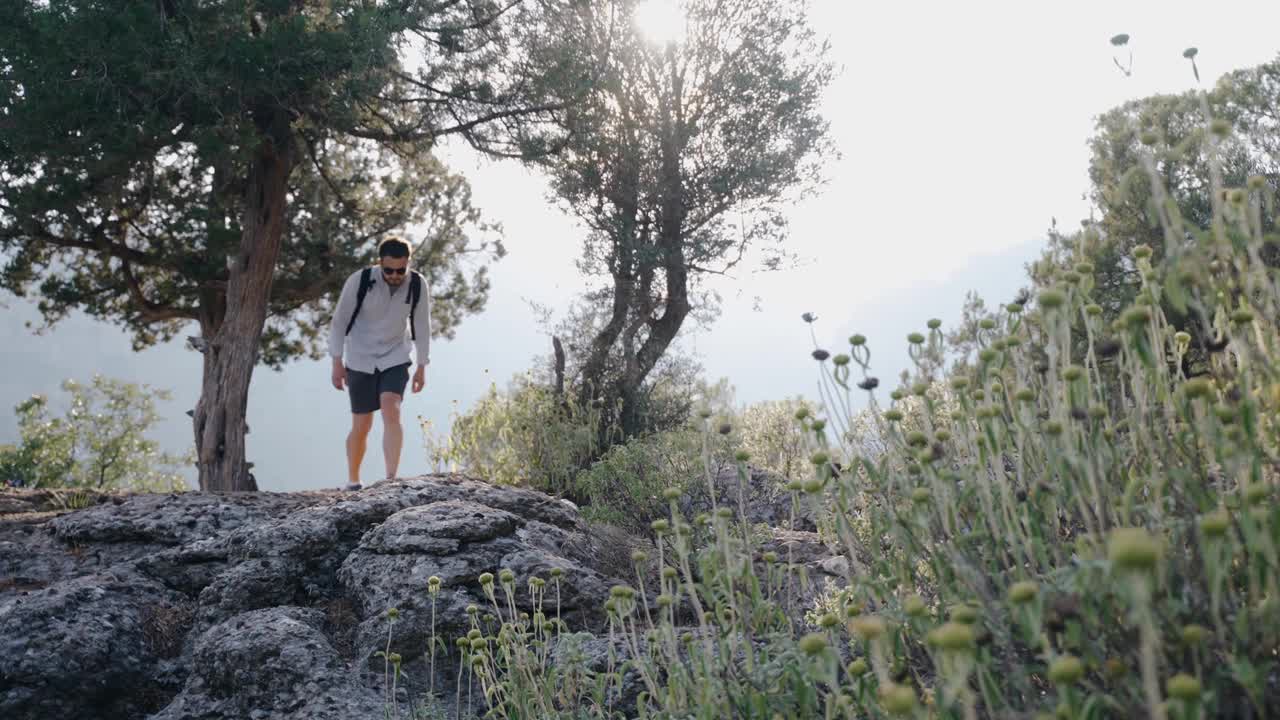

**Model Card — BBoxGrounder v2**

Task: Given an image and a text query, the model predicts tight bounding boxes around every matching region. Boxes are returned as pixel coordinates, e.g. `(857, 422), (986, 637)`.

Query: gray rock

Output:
(679, 464), (817, 532)
(0, 568), (188, 720)
(149, 606), (386, 720)
(0, 476), (636, 720)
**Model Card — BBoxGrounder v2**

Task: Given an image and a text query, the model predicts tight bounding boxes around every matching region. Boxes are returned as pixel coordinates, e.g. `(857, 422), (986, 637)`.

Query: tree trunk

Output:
(193, 110), (295, 492)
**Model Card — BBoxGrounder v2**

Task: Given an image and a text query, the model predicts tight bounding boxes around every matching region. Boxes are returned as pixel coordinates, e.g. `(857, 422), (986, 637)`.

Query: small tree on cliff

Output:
(521, 0), (834, 445)
(0, 0), (601, 490)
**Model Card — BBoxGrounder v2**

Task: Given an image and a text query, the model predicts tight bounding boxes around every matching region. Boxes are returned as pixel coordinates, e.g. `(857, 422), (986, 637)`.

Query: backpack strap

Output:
(408, 271), (422, 341)
(344, 267), (375, 336)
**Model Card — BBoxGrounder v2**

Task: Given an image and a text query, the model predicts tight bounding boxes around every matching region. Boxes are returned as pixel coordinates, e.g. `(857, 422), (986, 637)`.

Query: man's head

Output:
(377, 236), (412, 287)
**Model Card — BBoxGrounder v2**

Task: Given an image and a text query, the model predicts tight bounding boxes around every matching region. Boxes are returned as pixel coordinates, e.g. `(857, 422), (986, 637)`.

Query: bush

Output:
(421, 374), (606, 497)
(0, 375), (189, 491)
(407, 90), (1280, 720)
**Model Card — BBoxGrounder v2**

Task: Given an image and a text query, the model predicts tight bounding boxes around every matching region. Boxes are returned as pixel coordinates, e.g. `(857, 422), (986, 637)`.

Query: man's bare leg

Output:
(347, 413), (374, 487)
(380, 392), (403, 480)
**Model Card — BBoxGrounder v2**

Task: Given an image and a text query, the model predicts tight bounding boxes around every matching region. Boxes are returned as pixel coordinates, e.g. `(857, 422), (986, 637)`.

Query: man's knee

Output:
(351, 413), (375, 435)
(379, 393), (402, 422)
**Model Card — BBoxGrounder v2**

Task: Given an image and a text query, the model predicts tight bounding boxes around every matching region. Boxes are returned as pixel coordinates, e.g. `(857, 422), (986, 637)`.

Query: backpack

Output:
(344, 266), (423, 340)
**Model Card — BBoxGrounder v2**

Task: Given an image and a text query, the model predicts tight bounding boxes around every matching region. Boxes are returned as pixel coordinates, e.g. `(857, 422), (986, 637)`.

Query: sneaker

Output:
(342, 482), (363, 492)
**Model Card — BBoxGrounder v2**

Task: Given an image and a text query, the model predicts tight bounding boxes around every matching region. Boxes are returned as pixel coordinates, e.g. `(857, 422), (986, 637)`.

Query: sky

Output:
(2, 0), (1278, 491)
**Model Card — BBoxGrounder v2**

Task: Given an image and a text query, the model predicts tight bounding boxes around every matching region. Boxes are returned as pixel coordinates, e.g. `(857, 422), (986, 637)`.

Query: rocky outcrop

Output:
(0, 476), (632, 720)
(679, 464), (818, 532)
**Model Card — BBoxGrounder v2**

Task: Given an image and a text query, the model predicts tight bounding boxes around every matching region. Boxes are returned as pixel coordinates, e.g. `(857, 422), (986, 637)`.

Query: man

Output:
(328, 236), (431, 490)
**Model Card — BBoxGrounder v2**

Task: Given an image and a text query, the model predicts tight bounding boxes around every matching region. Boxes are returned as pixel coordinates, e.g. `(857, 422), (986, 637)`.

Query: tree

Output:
(1030, 56), (1280, 345)
(521, 0), (834, 448)
(0, 0), (597, 490)
(0, 376), (189, 491)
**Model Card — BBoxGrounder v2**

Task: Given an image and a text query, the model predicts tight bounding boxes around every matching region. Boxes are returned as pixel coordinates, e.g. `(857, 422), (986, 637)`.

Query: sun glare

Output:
(633, 0), (687, 47)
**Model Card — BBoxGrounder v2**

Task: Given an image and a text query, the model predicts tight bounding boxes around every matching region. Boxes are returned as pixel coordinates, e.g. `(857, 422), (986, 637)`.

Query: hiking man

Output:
(328, 236), (431, 490)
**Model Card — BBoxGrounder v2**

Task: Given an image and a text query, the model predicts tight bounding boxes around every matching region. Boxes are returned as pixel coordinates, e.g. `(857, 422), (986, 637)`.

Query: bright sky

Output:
(3, 0), (1278, 490)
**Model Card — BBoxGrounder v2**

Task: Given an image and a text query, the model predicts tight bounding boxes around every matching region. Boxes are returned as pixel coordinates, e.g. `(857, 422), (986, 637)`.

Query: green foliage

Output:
(524, 0), (835, 446)
(394, 55), (1280, 720)
(0, 376), (189, 490)
(0, 0), (584, 362)
(573, 428), (705, 533)
(423, 375), (608, 498)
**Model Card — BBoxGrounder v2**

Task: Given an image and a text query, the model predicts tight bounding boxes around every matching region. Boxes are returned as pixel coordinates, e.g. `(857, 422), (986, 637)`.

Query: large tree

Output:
(0, 0), (598, 490)
(523, 0), (834, 445)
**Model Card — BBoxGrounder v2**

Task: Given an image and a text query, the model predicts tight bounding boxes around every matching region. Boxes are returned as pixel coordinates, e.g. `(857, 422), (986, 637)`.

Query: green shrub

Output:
(421, 374), (608, 497)
(400, 84), (1280, 720)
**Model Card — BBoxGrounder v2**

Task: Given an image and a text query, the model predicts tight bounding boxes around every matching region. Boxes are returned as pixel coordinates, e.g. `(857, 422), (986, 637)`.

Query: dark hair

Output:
(378, 236), (412, 259)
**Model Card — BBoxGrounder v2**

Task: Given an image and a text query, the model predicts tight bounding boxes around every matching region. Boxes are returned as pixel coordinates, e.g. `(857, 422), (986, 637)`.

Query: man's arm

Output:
(412, 273), (432, 368)
(329, 272), (360, 389)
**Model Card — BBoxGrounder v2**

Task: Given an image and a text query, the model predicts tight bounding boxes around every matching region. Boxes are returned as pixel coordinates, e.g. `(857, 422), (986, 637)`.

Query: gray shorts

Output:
(346, 362), (410, 414)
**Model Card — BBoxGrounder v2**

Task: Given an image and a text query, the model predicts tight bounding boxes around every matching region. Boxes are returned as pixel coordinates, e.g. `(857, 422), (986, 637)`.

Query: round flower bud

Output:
(847, 658), (869, 677)
(911, 487), (930, 504)
(979, 318), (997, 330)
(1015, 387), (1035, 403)
(1181, 624), (1207, 646)
(1063, 365), (1084, 382)
(802, 478), (824, 494)
(879, 683), (916, 716)
(1174, 331), (1191, 345)
(734, 450), (751, 463)
(904, 594), (927, 617)
(1122, 305), (1152, 327)
(470, 637), (487, 651)
(1049, 655), (1085, 685)
(1245, 483), (1269, 506)
(935, 429), (952, 442)
(661, 566), (678, 581)
(811, 451), (830, 466)
(812, 349), (830, 362)
(884, 409), (904, 422)
(849, 334), (867, 347)
(1231, 308), (1254, 325)
(951, 377), (970, 391)
(717, 422), (732, 435)
(1166, 674), (1202, 702)
(1133, 244), (1154, 260)
(907, 332), (925, 345)
(890, 389), (905, 401)
(1006, 303), (1024, 314)
(949, 604), (979, 624)
(1140, 130), (1160, 146)
(911, 381), (929, 396)
(794, 407), (810, 420)
(850, 615), (887, 640)
(651, 519), (669, 533)
(928, 621), (976, 652)
(1183, 378), (1213, 399)
(1039, 289), (1067, 309)
(905, 431), (928, 448)
(786, 479), (804, 492)
(478, 572), (494, 586)
(715, 507), (733, 520)
(631, 549), (648, 564)
(819, 612), (840, 629)
(833, 353), (851, 367)
(1075, 261), (1095, 275)
(1107, 527), (1161, 572)
(386, 608), (400, 620)
(661, 486), (682, 501)
(799, 632), (827, 656)
(697, 407), (713, 419)
(1008, 580), (1038, 605)
(499, 569), (515, 585)
(550, 567), (564, 578)
(927, 318), (942, 329)
(762, 551), (778, 564)
(979, 349), (999, 364)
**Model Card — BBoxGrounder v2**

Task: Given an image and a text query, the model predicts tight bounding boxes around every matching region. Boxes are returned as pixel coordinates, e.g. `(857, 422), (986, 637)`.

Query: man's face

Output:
(380, 256), (409, 286)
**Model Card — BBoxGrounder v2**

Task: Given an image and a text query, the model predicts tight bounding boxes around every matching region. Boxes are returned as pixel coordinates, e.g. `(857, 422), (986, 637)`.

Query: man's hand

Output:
(412, 365), (426, 393)
(331, 359), (346, 391)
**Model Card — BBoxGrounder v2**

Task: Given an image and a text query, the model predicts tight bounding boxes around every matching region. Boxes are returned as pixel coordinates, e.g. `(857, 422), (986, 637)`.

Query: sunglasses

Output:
(381, 266), (408, 276)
